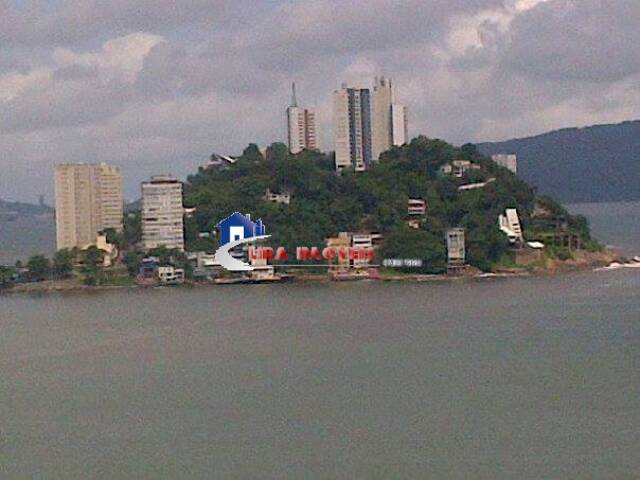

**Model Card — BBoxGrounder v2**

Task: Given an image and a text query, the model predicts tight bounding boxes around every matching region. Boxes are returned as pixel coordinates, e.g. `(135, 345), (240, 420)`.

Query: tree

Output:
(181, 137), (594, 274)
(82, 246), (105, 285)
(147, 246), (173, 265)
(123, 251), (142, 277)
(26, 255), (50, 282)
(265, 142), (288, 163)
(0, 266), (15, 287)
(242, 143), (263, 162)
(52, 249), (75, 279)
(380, 225), (446, 274)
(123, 213), (142, 248)
(103, 227), (124, 250)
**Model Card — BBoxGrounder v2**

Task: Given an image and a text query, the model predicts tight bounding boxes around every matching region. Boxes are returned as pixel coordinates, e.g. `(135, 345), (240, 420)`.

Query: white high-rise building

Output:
(333, 84), (372, 172)
(372, 77), (393, 161)
(391, 104), (409, 147)
(286, 83), (319, 154)
(372, 77), (408, 160)
(54, 163), (123, 250)
(333, 86), (351, 171)
(141, 175), (184, 252)
(491, 154), (518, 174)
(98, 164), (125, 232)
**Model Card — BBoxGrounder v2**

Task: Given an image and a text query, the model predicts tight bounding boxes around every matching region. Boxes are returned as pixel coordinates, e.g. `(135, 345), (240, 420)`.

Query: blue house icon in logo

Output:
(217, 212), (266, 246)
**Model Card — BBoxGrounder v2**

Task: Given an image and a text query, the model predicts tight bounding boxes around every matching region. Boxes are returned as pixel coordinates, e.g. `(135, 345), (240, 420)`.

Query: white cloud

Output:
(53, 33), (164, 83)
(0, 69), (52, 102)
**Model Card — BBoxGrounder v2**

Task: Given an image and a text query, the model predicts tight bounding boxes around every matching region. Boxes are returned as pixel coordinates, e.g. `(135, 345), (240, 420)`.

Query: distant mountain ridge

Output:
(0, 199), (53, 217)
(477, 120), (640, 203)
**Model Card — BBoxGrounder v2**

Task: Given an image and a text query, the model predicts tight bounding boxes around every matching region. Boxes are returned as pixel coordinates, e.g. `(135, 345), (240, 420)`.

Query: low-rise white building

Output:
(157, 266), (185, 285)
(264, 189), (291, 205)
(491, 154), (518, 174)
(352, 234), (373, 268)
(441, 160), (481, 178)
(407, 199), (427, 216)
(499, 208), (524, 245)
(447, 228), (467, 274)
(205, 153), (237, 170)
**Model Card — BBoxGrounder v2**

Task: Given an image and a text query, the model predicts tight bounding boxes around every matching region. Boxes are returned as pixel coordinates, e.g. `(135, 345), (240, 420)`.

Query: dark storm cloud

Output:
(502, 0), (640, 82)
(0, 0), (248, 47)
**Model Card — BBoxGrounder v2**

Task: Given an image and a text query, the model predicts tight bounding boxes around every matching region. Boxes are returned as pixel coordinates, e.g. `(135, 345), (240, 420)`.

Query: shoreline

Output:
(1, 250), (628, 296)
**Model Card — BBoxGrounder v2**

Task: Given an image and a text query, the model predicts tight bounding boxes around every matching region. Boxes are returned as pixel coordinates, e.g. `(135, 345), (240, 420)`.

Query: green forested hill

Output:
(183, 137), (593, 273)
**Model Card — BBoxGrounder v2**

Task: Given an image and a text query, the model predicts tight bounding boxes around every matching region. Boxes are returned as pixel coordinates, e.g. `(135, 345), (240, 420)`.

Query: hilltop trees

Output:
(52, 249), (74, 279)
(26, 254), (50, 281)
(82, 246), (105, 285)
(0, 266), (15, 287)
(183, 136), (587, 272)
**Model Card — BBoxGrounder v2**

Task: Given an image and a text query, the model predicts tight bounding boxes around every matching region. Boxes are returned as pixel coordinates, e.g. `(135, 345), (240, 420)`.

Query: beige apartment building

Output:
(333, 84), (372, 172)
(334, 78), (408, 172)
(372, 77), (408, 161)
(286, 83), (319, 154)
(141, 175), (185, 252)
(54, 163), (124, 250)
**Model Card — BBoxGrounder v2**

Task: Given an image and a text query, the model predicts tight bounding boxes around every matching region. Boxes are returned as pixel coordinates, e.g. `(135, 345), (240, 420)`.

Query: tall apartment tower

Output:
(333, 84), (372, 172)
(286, 83), (319, 154)
(372, 77), (408, 161)
(54, 163), (123, 250)
(391, 104), (409, 147)
(141, 175), (184, 252)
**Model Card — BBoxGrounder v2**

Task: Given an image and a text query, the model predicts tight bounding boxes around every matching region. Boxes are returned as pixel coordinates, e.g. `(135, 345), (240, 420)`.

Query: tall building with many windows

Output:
(334, 78), (408, 171)
(141, 175), (184, 251)
(333, 84), (372, 172)
(286, 83), (319, 154)
(54, 163), (123, 250)
(372, 77), (408, 160)
(391, 104), (409, 147)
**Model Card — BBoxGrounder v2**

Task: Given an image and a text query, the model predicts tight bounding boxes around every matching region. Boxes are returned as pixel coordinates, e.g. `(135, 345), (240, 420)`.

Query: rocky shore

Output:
(1, 249), (627, 296)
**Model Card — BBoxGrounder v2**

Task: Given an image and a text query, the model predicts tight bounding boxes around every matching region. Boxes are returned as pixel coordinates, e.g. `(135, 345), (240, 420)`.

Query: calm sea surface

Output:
(0, 214), (55, 264)
(0, 202), (638, 479)
(567, 201), (640, 257)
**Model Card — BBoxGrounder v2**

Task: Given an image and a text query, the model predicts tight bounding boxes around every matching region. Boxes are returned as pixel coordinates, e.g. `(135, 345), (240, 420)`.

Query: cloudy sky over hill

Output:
(1, 0), (639, 200)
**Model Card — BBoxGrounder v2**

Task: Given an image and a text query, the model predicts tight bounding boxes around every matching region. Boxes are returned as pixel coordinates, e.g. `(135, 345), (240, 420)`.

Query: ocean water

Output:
(567, 201), (640, 257)
(0, 214), (56, 264)
(0, 202), (638, 479)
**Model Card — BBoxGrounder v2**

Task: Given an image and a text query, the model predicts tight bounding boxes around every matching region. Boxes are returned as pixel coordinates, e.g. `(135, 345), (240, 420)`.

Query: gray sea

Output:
(0, 202), (639, 479)
(0, 214), (55, 264)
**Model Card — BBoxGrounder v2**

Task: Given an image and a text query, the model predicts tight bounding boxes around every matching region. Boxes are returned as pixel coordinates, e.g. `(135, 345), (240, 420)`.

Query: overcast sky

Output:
(1, 0), (639, 202)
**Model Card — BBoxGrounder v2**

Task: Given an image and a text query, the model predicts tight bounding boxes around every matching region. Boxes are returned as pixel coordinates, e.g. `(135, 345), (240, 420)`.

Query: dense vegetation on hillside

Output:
(184, 136), (595, 273)
(477, 120), (640, 203)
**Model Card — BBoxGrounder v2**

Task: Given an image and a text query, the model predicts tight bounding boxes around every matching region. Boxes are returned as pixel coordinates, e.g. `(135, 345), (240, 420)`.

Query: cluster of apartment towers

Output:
(54, 77), (518, 268)
(287, 77), (408, 170)
(54, 77), (409, 254)
(55, 165), (183, 253)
